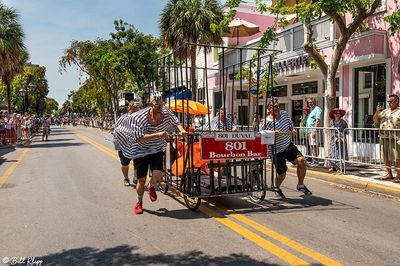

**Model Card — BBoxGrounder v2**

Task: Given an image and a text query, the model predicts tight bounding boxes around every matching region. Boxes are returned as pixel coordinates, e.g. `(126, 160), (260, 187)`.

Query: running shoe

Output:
(297, 184), (312, 195)
(147, 184), (157, 202)
(134, 201), (143, 214)
(124, 178), (130, 187)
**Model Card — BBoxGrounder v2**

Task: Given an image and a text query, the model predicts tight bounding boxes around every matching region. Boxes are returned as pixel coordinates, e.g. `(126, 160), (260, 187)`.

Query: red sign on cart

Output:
(200, 132), (268, 160)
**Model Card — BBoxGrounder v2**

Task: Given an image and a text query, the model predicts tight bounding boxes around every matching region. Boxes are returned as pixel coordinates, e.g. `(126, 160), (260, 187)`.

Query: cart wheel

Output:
(249, 190), (266, 204)
(184, 195), (201, 211)
(157, 182), (169, 195)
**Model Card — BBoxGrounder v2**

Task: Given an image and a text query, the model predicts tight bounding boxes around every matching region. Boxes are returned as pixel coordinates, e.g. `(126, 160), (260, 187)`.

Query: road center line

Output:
(217, 204), (343, 266)
(76, 131), (339, 265)
(0, 148), (29, 188)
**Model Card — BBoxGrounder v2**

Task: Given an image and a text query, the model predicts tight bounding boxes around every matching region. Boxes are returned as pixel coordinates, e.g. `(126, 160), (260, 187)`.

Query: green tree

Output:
(160, 0), (224, 101)
(60, 39), (127, 121)
(44, 97), (59, 115)
(112, 20), (163, 99)
(0, 2), (26, 113)
(11, 64), (49, 115)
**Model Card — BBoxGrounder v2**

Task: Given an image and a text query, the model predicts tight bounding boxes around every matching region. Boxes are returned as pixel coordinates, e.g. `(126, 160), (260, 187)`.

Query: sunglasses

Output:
(387, 100), (396, 103)
(334, 113), (341, 115)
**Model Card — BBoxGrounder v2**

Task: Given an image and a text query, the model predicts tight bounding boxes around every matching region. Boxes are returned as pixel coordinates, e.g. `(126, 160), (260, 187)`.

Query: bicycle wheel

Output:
(184, 194), (201, 211)
(248, 165), (266, 204)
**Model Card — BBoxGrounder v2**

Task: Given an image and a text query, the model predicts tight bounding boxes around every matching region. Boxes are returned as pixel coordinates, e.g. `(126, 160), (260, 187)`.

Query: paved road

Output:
(1, 126), (399, 266)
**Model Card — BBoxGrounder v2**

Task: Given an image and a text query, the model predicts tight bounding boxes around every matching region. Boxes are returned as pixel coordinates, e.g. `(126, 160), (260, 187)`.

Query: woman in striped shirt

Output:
(260, 100), (311, 196)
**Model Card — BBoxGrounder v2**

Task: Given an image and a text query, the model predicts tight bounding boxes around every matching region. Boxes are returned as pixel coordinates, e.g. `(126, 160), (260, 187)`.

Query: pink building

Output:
(207, 0), (400, 128)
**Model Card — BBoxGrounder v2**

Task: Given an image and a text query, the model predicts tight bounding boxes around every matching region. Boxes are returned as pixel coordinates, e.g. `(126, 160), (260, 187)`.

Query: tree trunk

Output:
(190, 48), (197, 101)
(323, 71), (337, 167)
(111, 91), (118, 123)
(6, 81), (12, 113)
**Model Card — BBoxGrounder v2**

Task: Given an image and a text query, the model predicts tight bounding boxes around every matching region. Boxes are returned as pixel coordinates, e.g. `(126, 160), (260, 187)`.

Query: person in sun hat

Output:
(328, 107), (348, 172)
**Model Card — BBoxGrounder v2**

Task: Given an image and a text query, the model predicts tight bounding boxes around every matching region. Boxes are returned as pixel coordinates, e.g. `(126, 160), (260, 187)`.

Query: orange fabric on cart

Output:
(172, 142), (205, 177)
(172, 141), (225, 177)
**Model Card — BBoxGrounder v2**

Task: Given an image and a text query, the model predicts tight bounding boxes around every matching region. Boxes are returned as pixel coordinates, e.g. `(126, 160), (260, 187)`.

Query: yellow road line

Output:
(76, 132), (339, 265)
(76, 133), (133, 169)
(200, 206), (310, 266)
(217, 205), (342, 266)
(0, 148), (29, 188)
(166, 189), (309, 265)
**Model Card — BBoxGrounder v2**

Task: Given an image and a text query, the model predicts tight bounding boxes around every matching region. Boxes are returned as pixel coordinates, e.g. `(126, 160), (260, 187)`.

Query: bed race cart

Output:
(148, 43), (283, 210)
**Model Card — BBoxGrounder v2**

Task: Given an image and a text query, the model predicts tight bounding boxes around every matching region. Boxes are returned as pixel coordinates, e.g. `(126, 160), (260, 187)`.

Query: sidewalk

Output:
(288, 163), (400, 198)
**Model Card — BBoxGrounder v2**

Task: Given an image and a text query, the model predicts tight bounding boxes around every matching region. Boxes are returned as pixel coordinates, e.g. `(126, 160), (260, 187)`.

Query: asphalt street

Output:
(0, 126), (399, 266)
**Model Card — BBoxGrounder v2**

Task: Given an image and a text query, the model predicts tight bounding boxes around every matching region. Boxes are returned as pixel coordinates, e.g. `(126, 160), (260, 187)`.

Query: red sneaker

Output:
(134, 201), (143, 214)
(147, 184), (157, 202)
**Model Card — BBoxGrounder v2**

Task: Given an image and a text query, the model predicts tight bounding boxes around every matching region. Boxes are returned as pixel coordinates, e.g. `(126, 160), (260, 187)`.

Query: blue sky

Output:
(4, 0), (169, 106)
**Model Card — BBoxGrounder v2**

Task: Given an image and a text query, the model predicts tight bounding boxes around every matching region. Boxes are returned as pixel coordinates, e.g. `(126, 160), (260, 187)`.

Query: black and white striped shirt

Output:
(260, 111), (293, 154)
(115, 106), (179, 159)
(113, 113), (137, 151)
(203, 115), (237, 131)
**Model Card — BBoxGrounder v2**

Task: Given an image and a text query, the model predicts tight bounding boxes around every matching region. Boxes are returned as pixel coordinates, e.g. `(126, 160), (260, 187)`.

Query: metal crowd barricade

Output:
(148, 42), (282, 210)
(343, 128), (400, 173)
(292, 127), (342, 171)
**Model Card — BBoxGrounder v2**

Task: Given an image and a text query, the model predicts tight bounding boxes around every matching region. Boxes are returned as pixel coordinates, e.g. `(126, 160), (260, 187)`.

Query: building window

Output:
(213, 91), (222, 116)
(375, 0), (387, 13)
(354, 63), (386, 128)
(236, 90), (249, 99)
(293, 28), (304, 50)
(272, 85), (288, 97)
(292, 81), (318, 95)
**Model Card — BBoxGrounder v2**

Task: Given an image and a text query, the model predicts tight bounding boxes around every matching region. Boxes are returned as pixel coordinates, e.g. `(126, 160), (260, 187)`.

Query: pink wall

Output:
(342, 65), (350, 120)
(228, 12), (275, 45)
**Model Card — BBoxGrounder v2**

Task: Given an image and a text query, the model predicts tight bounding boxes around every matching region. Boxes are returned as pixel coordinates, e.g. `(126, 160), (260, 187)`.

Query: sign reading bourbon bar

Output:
(274, 54), (309, 70)
(200, 132), (268, 160)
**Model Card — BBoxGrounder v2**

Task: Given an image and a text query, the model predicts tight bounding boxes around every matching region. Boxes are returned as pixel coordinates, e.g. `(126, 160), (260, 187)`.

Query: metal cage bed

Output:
(146, 42), (282, 210)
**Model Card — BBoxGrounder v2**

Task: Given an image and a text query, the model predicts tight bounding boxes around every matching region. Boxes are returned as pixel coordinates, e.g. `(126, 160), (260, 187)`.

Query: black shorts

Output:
(275, 142), (303, 175)
(134, 152), (164, 180)
(118, 150), (132, 166)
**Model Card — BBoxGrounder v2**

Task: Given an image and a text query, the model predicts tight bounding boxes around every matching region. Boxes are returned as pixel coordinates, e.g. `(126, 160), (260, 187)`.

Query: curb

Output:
(287, 166), (400, 198)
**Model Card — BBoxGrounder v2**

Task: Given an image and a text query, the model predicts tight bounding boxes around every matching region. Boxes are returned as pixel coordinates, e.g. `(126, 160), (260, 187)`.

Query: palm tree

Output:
(0, 3), (25, 113)
(160, 0), (224, 101)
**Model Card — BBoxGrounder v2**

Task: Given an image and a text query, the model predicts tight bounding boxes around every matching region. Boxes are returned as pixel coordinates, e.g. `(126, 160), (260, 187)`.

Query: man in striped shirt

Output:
(203, 108), (237, 131)
(127, 92), (186, 214)
(113, 101), (141, 187)
(260, 100), (311, 196)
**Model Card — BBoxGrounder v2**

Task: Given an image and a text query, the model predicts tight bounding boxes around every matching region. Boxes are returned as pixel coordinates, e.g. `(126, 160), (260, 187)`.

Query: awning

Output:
(164, 87), (192, 100)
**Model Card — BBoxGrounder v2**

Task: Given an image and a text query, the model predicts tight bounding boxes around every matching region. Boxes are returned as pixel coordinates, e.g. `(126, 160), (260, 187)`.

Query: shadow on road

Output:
(27, 141), (84, 149)
(205, 193), (359, 216)
(40, 245), (269, 265)
(0, 146), (16, 165)
(145, 208), (210, 220)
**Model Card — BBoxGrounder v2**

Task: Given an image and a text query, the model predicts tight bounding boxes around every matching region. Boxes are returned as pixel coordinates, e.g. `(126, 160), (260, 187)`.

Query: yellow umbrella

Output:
(165, 100), (208, 115)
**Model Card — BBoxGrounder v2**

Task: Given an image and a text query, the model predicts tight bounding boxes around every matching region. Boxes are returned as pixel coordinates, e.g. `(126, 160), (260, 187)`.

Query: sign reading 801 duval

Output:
(200, 131), (268, 160)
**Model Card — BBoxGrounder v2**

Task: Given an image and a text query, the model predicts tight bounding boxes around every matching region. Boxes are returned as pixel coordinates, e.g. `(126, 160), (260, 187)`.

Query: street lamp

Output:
(19, 88), (29, 113)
